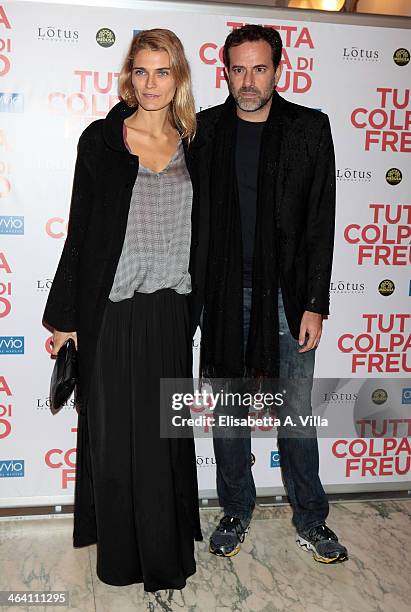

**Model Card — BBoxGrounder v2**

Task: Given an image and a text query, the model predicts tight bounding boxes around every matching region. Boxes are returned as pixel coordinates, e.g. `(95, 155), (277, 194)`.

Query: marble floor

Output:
(0, 500), (410, 612)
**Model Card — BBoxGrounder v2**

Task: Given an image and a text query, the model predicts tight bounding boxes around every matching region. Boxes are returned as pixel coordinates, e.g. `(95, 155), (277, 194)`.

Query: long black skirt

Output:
(72, 289), (203, 592)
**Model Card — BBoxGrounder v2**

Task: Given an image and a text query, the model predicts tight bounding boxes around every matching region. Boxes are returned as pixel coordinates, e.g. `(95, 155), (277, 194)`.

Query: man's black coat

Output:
(43, 101), (209, 410)
(196, 93), (336, 341)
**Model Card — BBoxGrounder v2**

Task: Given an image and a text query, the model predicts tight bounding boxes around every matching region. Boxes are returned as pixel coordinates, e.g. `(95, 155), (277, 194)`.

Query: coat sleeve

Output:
(304, 114), (336, 316)
(43, 129), (96, 331)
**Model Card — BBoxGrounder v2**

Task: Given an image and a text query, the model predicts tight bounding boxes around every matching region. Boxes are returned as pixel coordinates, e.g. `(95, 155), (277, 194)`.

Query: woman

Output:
(43, 29), (209, 592)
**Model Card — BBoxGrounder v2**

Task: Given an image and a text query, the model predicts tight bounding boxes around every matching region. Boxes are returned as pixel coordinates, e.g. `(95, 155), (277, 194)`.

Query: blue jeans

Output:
(212, 287), (329, 532)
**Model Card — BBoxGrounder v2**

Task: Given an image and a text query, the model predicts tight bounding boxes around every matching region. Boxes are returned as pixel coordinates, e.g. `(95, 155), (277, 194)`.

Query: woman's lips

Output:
(143, 93), (160, 99)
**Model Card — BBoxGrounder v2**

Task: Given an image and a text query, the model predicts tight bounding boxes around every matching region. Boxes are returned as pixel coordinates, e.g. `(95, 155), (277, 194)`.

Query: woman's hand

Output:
(51, 330), (78, 357)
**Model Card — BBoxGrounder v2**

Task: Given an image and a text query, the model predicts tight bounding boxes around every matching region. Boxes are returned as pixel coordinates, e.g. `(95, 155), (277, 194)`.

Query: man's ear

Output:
(274, 62), (283, 87)
(224, 66), (229, 85)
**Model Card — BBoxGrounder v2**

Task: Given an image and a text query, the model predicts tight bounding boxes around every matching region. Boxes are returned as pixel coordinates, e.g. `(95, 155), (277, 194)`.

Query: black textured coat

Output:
(196, 93), (336, 340)
(43, 101), (209, 410)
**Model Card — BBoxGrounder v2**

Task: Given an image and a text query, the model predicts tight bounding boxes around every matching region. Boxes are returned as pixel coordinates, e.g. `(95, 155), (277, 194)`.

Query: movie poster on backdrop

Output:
(0, 1), (409, 505)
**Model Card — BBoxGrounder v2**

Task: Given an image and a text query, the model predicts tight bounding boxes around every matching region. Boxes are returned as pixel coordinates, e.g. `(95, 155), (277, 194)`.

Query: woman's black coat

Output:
(43, 101), (209, 412)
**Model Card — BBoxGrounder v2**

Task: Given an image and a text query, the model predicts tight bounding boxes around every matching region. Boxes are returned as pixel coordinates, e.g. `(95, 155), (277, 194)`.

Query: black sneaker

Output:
(296, 524), (348, 564)
(209, 515), (250, 557)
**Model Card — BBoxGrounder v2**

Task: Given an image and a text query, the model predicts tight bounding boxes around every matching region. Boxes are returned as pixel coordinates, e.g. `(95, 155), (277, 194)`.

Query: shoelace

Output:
(309, 524), (338, 542)
(219, 516), (247, 542)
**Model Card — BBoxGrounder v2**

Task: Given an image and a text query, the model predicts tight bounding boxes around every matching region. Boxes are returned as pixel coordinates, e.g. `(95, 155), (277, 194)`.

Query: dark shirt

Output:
(235, 117), (265, 287)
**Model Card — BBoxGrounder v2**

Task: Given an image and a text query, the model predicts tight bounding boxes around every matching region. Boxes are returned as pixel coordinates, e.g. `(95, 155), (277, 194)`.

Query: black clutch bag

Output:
(50, 338), (78, 413)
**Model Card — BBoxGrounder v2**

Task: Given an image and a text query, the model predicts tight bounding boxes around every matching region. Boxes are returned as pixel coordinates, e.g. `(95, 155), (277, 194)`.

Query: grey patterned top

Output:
(109, 140), (192, 301)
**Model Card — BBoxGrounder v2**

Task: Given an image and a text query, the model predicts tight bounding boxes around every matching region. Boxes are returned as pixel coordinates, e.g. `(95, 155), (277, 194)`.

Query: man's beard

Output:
(232, 83), (275, 113)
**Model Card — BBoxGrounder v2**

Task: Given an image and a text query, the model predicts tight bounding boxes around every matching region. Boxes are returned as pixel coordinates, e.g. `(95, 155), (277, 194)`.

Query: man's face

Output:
(225, 40), (282, 113)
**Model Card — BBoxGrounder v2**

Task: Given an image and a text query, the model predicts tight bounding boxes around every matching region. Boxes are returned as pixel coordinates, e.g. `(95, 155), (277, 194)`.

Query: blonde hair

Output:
(118, 29), (196, 141)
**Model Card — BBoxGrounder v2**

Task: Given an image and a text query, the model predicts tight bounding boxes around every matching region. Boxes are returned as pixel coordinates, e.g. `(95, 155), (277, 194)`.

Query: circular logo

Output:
(96, 28), (115, 48)
(385, 168), (402, 185)
(393, 48), (410, 66)
(372, 389), (388, 405)
(251, 453), (255, 466)
(378, 279), (395, 296)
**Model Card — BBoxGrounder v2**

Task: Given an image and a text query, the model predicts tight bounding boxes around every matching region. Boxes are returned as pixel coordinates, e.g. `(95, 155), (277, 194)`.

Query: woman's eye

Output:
(134, 69), (145, 76)
(158, 71), (170, 77)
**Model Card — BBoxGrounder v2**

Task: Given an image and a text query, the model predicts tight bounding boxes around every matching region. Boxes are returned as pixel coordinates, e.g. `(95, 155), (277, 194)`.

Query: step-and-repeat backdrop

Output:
(0, 0), (410, 505)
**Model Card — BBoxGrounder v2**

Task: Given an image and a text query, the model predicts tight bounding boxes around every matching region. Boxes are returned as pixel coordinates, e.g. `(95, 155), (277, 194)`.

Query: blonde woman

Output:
(43, 29), (207, 591)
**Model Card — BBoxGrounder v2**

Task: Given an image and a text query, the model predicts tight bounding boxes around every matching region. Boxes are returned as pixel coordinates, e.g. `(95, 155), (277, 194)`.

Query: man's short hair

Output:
(223, 24), (283, 71)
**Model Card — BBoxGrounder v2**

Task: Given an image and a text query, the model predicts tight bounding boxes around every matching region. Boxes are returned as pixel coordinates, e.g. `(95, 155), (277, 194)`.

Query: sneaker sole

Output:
(209, 543), (241, 557)
(296, 535), (348, 564)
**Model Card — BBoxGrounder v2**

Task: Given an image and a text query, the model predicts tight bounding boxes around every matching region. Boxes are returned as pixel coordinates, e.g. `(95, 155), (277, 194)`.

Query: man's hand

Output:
(298, 311), (323, 353)
(51, 330), (78, 357)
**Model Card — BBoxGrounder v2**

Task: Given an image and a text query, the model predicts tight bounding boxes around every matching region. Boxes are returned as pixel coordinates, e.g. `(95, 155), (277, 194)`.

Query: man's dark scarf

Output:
(201, 91), (285, 380)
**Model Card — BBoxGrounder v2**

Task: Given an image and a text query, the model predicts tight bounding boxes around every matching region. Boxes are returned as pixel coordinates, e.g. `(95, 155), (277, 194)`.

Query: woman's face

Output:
(131, 48), (177, 112)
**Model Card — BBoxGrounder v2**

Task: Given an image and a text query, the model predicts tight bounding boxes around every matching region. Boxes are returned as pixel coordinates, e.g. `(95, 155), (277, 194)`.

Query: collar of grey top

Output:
(102, 100), (204, 154)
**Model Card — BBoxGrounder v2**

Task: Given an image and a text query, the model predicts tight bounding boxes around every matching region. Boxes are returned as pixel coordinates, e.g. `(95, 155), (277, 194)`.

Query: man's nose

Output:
(242, 69), (255, 88)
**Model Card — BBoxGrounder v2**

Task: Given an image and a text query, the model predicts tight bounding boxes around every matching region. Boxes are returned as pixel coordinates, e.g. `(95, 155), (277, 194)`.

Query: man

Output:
(197, 25), (348, 564)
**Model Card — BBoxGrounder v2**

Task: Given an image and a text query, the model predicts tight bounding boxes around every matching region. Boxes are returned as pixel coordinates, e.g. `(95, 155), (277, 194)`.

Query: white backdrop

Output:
(0, 0), (410, 506)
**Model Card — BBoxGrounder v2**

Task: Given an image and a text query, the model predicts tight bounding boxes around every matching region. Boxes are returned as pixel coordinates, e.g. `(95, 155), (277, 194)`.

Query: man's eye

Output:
(256, 67), (266, 73)
(233, 67), (242, 74)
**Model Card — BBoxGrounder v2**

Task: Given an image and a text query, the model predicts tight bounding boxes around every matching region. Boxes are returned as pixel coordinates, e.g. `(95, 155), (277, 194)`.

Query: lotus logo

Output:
(336, 168), (371, 182)
(37, 26), (79, 42)
(330, 280), (365, 294)
(196, 455), (216, 467)
(343, 47), (379, 61)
